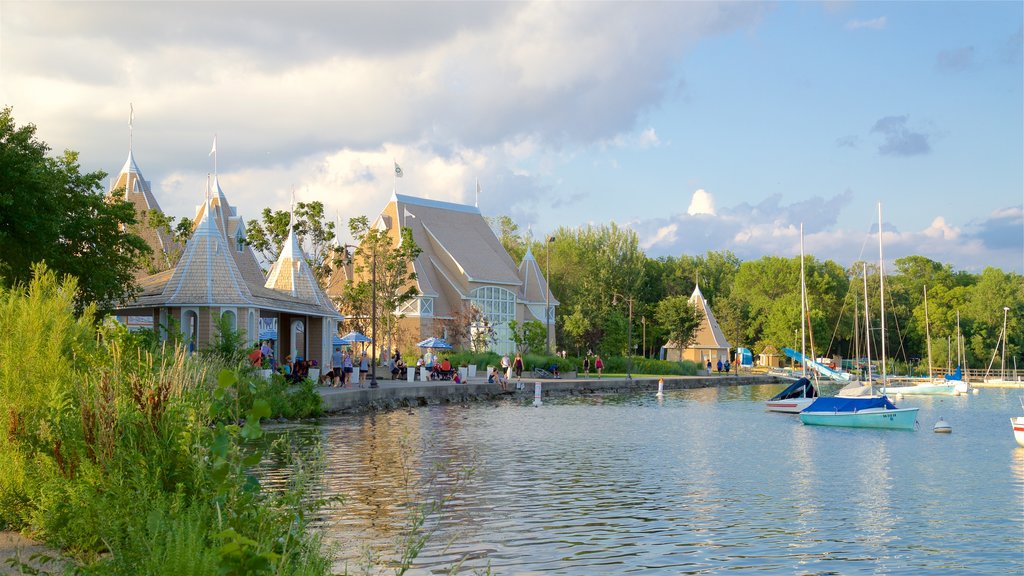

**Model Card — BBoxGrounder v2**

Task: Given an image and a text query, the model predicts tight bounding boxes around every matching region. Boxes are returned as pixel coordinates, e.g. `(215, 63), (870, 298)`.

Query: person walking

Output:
(583, 355), (591, 376)
(716, 359), (723, 373)
(513, 352), (524, 388)
(594, 355), (604, 378)
(706, 359), (712, 375)
(342, 350), (354, 387)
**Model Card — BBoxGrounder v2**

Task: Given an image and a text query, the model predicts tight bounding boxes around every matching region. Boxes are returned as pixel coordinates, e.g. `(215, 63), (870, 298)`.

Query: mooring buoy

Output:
(933, 418), (952, 433)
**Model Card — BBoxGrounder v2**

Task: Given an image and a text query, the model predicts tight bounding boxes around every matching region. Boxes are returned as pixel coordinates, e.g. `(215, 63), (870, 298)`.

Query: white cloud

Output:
(641, 223), (678, 250)
(846, 17), (887, 30)
(687, 189), (717, 216)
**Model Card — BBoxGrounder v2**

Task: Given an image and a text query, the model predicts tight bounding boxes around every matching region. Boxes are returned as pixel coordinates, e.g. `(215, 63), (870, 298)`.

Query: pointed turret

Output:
(109, 146), (178, 275)
(160, 193), (253, 306)
(517, 244), (559, 322)
(264, 203), (337, 315)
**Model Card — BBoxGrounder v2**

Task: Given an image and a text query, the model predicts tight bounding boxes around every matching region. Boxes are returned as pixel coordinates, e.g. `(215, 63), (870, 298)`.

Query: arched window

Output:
(183, 309), (199, 354)
(470, 286), (516, 354)
(222, 310), (236, 331)
(248, 310), (256, 344)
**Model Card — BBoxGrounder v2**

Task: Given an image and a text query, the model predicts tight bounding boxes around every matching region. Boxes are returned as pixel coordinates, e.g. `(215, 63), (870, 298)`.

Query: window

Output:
(420, 297), (433, 316)
(222, 310), (236, 331)
(470, 286), (516, 354)
(236, 231), (245, 253)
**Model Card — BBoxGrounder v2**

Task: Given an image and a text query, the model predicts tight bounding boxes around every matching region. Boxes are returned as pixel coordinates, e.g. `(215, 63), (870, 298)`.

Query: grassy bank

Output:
(0, 266), (330, 575)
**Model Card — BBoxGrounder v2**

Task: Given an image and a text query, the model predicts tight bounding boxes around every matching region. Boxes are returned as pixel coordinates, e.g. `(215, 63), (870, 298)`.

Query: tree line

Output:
(2, 107), (1019, 371)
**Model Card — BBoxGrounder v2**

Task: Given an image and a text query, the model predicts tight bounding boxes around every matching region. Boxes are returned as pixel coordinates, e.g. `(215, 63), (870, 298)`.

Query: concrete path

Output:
(0, 532), (65, 575)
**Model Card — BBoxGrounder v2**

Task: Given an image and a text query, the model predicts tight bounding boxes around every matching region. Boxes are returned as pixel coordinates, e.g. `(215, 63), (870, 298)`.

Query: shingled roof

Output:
(517, 245), (559, 321)
(109, 150), (178, 274)
(663, 282), (731, 351)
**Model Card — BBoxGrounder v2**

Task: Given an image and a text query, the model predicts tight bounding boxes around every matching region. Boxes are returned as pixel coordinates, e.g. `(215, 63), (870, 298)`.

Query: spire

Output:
(209, 134), (218, 176)
(129, 103), (134, 155)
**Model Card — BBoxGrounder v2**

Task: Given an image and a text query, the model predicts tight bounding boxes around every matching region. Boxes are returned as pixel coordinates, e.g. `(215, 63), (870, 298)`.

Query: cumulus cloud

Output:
(870, 115), (932, 156)
(629, 195), (1022, 274)
(936, 46), (976, 71)
(846, 17), (887, 30)
(687, 189), (717, 216)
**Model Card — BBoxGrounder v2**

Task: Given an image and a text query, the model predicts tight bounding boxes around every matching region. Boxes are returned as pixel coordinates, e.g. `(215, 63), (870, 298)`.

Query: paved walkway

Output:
(0, 532), (65, 575)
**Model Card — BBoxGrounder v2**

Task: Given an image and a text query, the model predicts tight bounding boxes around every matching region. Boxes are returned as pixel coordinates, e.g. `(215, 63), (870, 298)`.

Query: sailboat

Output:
(800, 204), (919, 430)
(766, 223), (819, 413)
(880, 285), (957, 396)
(1012, 398), (1024, 447)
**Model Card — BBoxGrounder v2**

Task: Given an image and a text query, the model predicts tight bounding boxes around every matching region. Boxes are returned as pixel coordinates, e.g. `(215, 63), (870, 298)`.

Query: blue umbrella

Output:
(332, 334), (347, 346)
(417, 337), (453, 350)
(340, 330), (372, 343)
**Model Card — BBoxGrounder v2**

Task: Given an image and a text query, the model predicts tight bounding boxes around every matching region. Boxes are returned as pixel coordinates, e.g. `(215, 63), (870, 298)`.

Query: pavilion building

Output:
(330, 193), (557, 355)
(106, 144), (342, 366)
(661, 282), (731, 366)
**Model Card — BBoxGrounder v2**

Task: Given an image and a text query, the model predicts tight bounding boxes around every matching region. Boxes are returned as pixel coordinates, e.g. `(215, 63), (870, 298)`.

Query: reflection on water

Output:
(262, 386), (1024, 575)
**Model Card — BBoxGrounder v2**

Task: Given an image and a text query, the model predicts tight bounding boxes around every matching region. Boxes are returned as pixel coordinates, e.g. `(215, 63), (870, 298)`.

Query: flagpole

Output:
(475, 178), (480, 208)
(129, 103), (134, 153)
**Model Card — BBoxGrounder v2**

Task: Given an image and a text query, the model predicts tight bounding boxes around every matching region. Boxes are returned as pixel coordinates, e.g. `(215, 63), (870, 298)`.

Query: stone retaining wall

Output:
(320, 375), (783, 415)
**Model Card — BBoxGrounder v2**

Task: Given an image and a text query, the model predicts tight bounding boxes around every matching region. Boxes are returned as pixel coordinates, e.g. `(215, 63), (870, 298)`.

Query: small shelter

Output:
(758, 345), (785, 368)
(660, 282), (731, 365)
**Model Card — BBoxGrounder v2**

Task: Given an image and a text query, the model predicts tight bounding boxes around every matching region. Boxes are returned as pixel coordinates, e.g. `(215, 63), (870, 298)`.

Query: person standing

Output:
(717, 359), (723, 373)
(248, 343), (263, 368)
(706, 359), (712, 375)
(594, 355), (604, 378)
(583, 355), (591, 376)
(513, 352), (524, 380)
(330, 346), (343, 387)
(358, 351), (369, 387)
(501, 353), (511, 381)
(342, 350), (354, 387)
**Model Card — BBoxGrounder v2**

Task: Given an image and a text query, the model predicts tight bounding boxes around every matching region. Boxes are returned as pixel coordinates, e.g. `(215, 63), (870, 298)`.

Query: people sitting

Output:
(550, 364), (560, 378)
(392, 358), (406, 379)
(431, 358), (454, 380)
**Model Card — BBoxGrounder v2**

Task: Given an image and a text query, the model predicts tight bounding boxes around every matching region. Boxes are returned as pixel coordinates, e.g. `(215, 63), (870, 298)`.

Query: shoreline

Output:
(315, 373), (784, 414)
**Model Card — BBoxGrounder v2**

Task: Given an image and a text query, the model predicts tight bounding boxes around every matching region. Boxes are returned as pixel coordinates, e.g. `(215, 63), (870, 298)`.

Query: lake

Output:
(264, 384), (1024, 575)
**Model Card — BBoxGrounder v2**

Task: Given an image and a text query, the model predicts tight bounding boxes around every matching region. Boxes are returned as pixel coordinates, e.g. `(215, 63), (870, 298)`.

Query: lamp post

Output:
(545, 235), (555, 355)
(612, 292), (634, 382)
(641, 316), (646, 359)
(369, 241), (379, 388)
(1002, 306), (1010, 381)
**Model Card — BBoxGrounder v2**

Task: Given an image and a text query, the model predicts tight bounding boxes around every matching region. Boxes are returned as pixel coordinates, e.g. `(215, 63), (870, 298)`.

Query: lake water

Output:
(264, 384), (1024, 575)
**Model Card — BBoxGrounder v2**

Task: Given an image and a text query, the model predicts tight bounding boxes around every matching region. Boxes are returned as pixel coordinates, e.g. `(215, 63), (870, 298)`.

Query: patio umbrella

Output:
(416, 337), (453, 350)
(331, 334), (346, 347)
(339, 330), (372, 343)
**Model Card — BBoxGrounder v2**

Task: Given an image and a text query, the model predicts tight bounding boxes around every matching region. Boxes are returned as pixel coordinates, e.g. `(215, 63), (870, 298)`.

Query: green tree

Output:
(655, 295), (701, 349)
(343, 216), (422, 350)
(246, 201), (339, 282)
(509, 319), (546, 355)
(561, 305), (591, 356)
(486, 215), (527, 264)
(0, 108), (150, 311)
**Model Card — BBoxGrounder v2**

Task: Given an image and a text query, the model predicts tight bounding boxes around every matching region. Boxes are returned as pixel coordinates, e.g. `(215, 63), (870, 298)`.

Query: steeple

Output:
(264, 192), (336, 313)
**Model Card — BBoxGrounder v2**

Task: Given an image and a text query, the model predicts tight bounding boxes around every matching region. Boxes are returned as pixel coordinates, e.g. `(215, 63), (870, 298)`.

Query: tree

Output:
(439, 302), (496, 352)
(508, 320), (546, 355)
(486, 215), (526, 264)
(561, 304), (591, 356)
(655, 295), (701, 349)
(0, 108), (150, 311)
(246, 201), (339, 282)
(340, 216), (422, 351)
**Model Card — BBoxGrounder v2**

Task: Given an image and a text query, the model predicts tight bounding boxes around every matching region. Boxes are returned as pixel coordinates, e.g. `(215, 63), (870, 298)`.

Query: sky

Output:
(2, 1), (1022, 273)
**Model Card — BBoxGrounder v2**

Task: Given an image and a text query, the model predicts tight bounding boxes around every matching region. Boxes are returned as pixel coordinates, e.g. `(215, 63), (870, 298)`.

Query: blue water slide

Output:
(781, 347), (852, 381)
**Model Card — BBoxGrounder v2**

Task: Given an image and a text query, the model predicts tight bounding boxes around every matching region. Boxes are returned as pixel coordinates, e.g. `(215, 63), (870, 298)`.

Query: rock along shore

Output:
(317, 373), (784, 414)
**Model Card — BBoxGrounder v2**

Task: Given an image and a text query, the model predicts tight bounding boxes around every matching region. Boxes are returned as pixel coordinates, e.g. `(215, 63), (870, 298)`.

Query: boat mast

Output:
(863, 263), (873, 393)
(924, 285), (933, 380)
(956, 310), (963, 381)
(877, 203), (888, 390)
(800, 223), (807, 378)
(853, 295), (859, 379)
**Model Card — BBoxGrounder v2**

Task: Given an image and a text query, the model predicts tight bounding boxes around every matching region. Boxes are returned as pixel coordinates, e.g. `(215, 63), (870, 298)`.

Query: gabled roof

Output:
(517, 245), (559, 306)
(394, 194), (522, 288)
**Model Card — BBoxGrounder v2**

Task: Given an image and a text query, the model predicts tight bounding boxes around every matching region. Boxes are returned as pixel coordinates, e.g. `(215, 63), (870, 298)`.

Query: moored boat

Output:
(1012, 417), (1024, 448)
(800, 396), (919, 430)
(766, 377), (818, 413)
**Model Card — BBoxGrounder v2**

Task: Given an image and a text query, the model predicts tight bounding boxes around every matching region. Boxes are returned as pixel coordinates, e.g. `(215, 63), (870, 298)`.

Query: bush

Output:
(0, 266), (331, 574)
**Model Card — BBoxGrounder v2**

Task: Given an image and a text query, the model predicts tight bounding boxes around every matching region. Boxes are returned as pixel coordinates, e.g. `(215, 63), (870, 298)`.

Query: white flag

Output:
(210, 135), (217, 157)
(404, 207), (415, 220)
(394, 162), (403, 178)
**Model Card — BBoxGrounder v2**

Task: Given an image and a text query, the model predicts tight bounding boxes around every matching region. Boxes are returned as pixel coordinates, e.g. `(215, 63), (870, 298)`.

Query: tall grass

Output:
(0, 265), (331, 575)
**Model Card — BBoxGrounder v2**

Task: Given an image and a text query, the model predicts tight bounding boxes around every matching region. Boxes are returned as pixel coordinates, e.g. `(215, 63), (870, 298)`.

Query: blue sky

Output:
(2, 1), (1021, 272)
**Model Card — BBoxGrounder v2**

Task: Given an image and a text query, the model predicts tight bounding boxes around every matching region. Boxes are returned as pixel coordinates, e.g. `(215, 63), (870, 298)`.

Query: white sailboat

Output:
(766, 223), (819, 413)
(801, 204), (919, 430)
(881, 285), (957, 396)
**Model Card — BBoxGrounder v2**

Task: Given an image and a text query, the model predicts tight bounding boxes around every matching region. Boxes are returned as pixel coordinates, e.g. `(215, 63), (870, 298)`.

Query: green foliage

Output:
(655, 295), (701, 348)
(0, 108), (150, 311)
(486, 215), (527, 264)
(0, 266), (331, 574)
(561, 304), (591, 356)
(245, 201), (338, 281)
(597, 356), (701, 376)
(508, 319), (546, 355)
(203, 312), (250, 366)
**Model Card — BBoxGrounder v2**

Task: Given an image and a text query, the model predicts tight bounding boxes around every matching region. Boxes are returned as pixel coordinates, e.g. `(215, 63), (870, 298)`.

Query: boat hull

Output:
(800, 407), (919, 430)
(882, 383), (957, 396)
(1012, 417), (1024, 448)
(766, 398), (815, 414)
